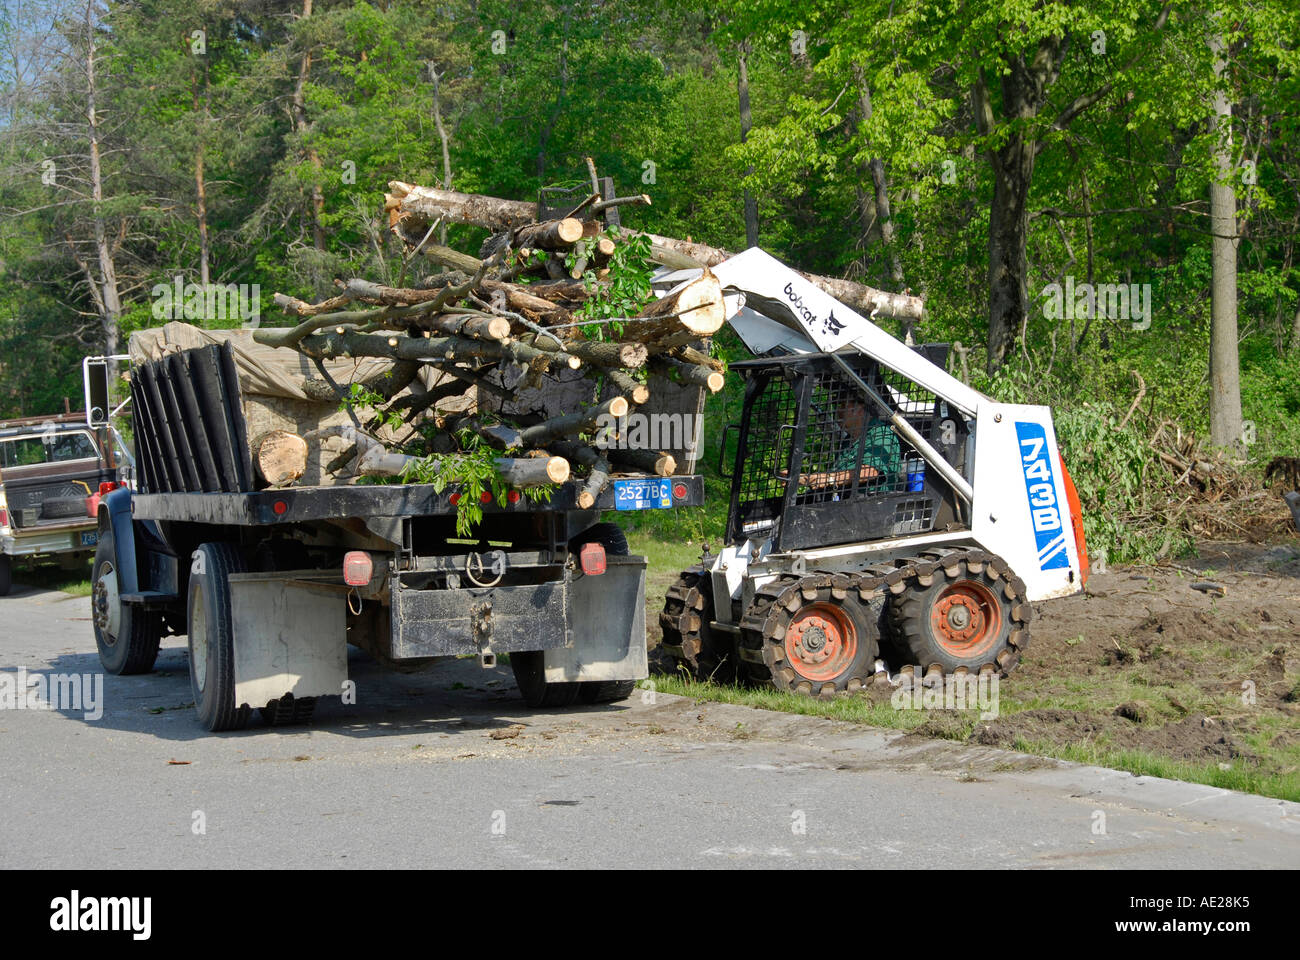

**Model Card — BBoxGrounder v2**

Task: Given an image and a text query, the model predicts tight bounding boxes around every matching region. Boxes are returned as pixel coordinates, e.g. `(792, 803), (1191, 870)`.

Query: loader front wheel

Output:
(740, 577), (878, 697)
(888, 556), (1029, 676)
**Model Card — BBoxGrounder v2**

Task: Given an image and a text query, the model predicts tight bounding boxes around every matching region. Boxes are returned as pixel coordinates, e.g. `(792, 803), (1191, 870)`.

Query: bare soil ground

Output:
(644, 538), (1300, 797)
(968, 541), (1300, 768)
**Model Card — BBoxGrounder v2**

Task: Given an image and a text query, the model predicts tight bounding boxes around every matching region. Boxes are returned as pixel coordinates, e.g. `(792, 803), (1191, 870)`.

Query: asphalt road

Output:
(2, 581), (1298, 869)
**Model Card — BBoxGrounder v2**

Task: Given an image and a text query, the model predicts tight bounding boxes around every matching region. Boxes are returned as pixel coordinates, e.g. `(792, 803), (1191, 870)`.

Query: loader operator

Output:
(802, 397), (901, 492)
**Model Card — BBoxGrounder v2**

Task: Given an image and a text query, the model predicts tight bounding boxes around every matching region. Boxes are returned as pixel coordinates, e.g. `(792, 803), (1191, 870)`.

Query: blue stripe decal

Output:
(1014, 421), (1070, 571)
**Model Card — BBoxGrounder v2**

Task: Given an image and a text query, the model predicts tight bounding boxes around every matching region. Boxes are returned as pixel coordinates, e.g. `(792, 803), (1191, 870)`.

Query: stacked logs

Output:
(249, 186), (733, 496)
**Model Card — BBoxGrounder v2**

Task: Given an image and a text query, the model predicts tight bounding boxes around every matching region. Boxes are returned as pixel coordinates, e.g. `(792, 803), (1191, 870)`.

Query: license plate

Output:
(79, 531), (98, 547)
(613, 478), (672, 511)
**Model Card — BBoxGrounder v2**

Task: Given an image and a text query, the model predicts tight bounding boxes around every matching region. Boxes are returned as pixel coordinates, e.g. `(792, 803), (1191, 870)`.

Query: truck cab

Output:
(0, 413), (119, 596)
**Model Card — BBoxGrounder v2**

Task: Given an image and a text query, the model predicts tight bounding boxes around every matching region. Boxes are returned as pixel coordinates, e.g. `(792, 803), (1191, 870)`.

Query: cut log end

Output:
(545, 456), (571, 484)
(556, 217), (584, 244)
(255, 430), (308, 486)
(608, 396), (629, 419)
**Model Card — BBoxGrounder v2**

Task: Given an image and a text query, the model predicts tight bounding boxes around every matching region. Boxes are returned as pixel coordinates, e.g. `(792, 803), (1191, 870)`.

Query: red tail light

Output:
(579, 542), (606, 576)
(0, 508), (8, 529)
(343, 551), (373, 586)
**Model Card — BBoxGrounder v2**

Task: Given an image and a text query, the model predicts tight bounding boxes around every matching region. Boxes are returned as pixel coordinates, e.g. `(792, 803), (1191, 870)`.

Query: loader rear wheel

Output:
(658, 568), (736, 683)
(739, 576), (878, 697)
(887, 555), (1031, 676)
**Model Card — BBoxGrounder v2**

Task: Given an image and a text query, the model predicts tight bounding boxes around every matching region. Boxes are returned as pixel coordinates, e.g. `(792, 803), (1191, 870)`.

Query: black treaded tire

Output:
(659, 567), (737, 683)
(187, 542), (252, 731)
(887, 557), (1027, 676)
(510, 650), (581, 708)
(260, 693), (317, 726)
(741, 576), (879, 697)
(577, 679), (637, 704)
(92, 526), (163, 674)
(0, 555), (10, 597)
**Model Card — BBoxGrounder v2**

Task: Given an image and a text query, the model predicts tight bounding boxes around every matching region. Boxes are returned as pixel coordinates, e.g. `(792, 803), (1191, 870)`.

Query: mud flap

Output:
(544, 555), (648, 682)
(229, 575), (349, 706)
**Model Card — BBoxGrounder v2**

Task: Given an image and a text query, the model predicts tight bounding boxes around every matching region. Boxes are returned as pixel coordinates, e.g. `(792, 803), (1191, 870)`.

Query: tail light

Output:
(578, 542), (606, 576)
(343, 551), (373, 586)
(1058, 455), (1089, 587)
(0, 507), (8, 531)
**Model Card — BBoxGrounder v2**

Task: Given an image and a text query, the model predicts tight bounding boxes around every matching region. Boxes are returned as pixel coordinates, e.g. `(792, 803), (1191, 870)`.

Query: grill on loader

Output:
(725, 348), (966, 552)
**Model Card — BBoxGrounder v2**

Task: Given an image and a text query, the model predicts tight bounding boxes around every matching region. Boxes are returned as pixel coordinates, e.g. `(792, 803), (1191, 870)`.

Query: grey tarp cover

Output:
(127, 322), (468, 485)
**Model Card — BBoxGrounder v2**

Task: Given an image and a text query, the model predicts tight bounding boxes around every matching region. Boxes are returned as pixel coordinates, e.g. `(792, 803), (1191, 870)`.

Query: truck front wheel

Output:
(187, 542), (251, 731)
(93, 527), (162, 674)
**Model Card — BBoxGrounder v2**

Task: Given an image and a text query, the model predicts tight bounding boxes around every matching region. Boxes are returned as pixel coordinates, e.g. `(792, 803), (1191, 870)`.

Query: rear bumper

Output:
(2, 525), (98, 558)
(390, 554), (649, 682)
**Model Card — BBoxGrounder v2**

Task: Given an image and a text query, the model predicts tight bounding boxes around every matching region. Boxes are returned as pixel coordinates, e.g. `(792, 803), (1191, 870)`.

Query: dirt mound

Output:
(972, 708), (1257, 764)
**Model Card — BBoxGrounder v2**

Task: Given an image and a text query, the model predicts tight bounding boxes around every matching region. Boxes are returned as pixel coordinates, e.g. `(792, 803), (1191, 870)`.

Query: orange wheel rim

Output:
(784, 602), (856, 683)
(932, 580), (1002, 658)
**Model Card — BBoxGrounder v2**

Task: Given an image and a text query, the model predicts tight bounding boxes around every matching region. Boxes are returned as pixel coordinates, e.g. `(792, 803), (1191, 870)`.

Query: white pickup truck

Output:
(0, 413), (121, 596)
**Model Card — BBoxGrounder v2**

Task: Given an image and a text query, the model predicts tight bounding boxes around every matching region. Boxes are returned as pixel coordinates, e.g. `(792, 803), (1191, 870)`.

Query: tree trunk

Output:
(83, 0), (121, 357)
(621, 269), (726, 348)
(738, 43), (759, 247)
(291, 0), (325, 252)
(536, 35), (568, 180)
(429, 62), (452, 245)
(853, 66), (904, 293)
(1208, 30), (1244, 451)
(986, 137), (1035, 370)
(254, 430), (308, 486)
(194, 57), (211, 286)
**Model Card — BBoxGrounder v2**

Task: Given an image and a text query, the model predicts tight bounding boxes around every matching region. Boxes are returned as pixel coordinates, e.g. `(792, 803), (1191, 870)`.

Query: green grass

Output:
(1015, 740), (1300, 803)
(11, 558), (94, 597)
(654, 674), (935, 732)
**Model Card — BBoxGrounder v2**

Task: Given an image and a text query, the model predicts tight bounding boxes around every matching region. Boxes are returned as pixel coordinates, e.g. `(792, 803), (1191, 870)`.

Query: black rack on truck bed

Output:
(90, 343), (703, 730)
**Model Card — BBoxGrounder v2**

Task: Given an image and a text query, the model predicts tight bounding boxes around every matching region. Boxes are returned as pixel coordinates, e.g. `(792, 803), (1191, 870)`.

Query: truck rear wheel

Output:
(92, 526), (163, 674)
(187, 542), (251, 731)
(260, 694), (317, 725)
(577, 679), (637, 704)
(510, 651), (581, 708)
(0, 555), (10, 596)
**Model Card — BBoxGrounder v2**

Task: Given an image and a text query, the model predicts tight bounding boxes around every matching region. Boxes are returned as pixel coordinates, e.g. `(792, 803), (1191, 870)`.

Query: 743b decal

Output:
(1014, 421), (1069, 571)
